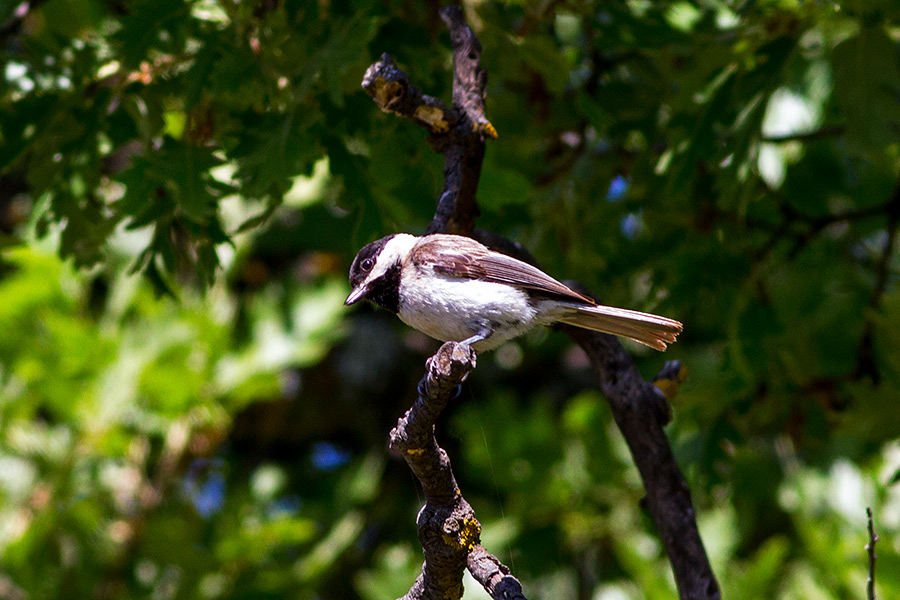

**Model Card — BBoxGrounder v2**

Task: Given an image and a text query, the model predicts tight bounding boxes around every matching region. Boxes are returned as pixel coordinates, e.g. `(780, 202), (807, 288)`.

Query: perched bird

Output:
(344, 233), (682, 353)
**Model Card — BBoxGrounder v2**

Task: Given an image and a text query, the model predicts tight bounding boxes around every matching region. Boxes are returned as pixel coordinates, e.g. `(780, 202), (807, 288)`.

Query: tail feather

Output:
(555, 304), (683, 351)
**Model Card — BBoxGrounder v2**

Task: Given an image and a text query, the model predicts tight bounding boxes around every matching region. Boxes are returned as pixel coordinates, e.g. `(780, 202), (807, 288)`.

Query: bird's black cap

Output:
(348, 234), (396, 289)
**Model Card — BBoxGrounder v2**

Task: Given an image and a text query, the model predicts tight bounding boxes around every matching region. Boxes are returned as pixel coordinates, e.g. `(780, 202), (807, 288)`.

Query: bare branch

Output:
(390, 342), (476, 600)
(362, 7), (494, 237)
(362, 53), (457, 135)
(866, 507), (879, 600)
(426, 6), (496, 236)
(364, 12), (528, 600)
(467, 544), (527, 600)
(566, 327), (719, 600)
(440, 6), (494, 136)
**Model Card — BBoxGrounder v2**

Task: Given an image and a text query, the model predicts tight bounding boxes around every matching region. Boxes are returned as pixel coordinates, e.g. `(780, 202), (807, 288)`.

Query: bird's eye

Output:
(361, 258), (374, 271)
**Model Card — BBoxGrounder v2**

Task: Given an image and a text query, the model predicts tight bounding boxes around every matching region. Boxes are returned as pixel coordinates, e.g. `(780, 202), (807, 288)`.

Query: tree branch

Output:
(428, 6), (495, 237)
(467, 544), (527, 600)
(362, 53), (457, 135)
(390, 342), (479, 600)
(390, 342), (527, 600)
(362, 6), (495, 237)
(363, 7), (719, 600)
(565, 327), (719, 600)
(866, 507), (878, 600)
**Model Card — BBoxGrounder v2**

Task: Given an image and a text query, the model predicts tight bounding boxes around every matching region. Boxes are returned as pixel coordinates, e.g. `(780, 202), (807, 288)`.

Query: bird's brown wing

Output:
(410, 234), (596, 305)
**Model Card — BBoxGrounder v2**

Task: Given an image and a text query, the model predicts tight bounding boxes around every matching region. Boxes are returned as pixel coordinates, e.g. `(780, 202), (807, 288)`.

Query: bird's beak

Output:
(344, 285), (368, 306)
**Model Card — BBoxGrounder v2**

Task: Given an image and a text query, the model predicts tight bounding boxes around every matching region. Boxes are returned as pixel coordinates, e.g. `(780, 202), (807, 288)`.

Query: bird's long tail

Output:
(555, 304), (682, 351)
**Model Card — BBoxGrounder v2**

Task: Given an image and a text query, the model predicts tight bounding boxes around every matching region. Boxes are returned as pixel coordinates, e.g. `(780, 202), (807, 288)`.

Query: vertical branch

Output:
(426, 6), (496, 236)
(362, 8), (719, 600)
(443, 7), (491, 131)
(361, 8), (494, 238)
(866, 507), (878, 600)
(363, 11), (523, 600)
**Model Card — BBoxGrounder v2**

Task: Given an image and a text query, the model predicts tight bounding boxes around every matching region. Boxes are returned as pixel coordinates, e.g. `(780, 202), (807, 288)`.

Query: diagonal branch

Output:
(565, 327), (719, 600)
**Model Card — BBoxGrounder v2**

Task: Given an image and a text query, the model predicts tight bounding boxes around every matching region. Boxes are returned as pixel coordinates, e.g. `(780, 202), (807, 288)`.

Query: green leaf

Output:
(230, 110), (322, 198)
(111, 0), (191, 68)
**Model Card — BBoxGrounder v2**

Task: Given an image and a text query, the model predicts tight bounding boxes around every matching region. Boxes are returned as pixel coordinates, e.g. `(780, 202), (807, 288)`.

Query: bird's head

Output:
(345, 233), (417, 311)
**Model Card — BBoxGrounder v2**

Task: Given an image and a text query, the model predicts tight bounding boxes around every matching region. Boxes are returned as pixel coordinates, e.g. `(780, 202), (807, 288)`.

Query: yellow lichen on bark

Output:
(373, 77), (404, 112)
(414, 105), (450, 133)
(442, 516), (481, 551)
(478, 121), (498, 138)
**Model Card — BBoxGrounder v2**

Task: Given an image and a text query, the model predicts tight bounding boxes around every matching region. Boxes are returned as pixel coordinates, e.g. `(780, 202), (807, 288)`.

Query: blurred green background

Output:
(2, 0), (900, 598)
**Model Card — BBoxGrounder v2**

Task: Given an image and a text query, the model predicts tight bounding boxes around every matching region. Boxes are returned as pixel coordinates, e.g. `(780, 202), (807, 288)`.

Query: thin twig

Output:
(866, 506), (878, 600)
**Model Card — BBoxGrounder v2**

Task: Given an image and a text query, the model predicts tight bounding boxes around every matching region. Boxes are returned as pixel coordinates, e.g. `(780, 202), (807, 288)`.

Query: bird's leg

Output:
(460, 325), (493, 348)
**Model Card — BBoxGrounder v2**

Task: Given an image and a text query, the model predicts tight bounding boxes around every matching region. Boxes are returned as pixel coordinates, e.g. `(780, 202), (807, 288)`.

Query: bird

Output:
(344, 233), (682, 353)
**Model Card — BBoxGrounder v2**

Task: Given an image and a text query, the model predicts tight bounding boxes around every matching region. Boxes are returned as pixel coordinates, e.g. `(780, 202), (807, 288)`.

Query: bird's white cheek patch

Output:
(369, 234), (417, 280)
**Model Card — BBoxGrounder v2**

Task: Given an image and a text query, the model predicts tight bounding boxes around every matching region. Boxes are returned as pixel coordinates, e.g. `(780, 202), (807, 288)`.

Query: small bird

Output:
(344, 233), (682, 353)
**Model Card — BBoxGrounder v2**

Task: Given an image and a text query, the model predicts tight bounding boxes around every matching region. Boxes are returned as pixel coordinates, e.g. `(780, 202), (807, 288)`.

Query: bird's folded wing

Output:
(411, 236), (596, 305)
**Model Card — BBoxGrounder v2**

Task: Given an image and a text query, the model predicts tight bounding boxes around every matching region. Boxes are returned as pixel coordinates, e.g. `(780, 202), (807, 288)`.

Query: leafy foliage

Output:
(2, 1), (900, 599)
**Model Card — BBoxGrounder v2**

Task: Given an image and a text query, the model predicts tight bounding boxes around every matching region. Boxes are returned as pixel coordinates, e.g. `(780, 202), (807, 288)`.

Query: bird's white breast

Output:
(397, 268), (538, 352)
